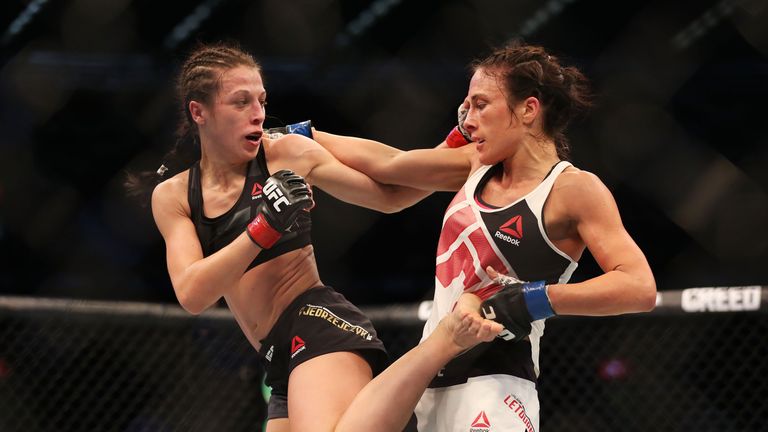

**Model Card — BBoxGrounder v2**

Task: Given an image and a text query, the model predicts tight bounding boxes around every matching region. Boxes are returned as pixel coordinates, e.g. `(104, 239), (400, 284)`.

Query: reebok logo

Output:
(290, 336), (306, 358)
(500, 215), (522, 238)
(469, 411), (490, 432)
(495, 215), (522, 246)
(251, 182), (263, 199)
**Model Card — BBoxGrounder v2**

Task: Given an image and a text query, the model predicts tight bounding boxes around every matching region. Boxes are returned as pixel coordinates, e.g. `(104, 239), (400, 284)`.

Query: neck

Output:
(199, 143), (251, 188)
(498, 138), (559, 187)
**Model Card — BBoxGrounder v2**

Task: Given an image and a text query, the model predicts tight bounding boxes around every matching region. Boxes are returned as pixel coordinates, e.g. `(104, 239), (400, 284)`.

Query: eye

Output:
(259, 99), (267, 107)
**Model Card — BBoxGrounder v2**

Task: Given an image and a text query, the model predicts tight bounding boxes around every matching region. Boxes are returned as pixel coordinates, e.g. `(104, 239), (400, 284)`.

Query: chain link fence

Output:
(1, 287), (766, 431)
(0, 300), (265, 432)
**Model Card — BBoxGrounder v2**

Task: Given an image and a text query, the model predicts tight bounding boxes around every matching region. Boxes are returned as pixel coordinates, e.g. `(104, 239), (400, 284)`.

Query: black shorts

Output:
(258, 286), (388, 420)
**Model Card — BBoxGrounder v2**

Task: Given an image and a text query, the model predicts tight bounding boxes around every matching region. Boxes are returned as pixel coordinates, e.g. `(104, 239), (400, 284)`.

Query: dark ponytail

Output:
(124, 120), (200, 205)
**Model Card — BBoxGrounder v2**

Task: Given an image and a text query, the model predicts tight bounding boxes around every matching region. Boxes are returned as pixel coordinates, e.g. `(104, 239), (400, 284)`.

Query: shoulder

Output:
(151, 169), (191, 218)
(552, 166), (617, 217)
(265, 134), (322, 159)
(263, 134), (326, 177)
(555, 166), (607, 193)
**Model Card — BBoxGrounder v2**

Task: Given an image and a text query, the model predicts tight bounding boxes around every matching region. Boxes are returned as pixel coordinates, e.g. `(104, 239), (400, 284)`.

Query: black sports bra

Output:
(187, 145), (312, 271)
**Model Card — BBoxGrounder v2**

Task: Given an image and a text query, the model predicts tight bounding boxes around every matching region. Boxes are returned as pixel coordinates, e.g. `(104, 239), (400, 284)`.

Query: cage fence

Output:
(0, 286), (766, 431)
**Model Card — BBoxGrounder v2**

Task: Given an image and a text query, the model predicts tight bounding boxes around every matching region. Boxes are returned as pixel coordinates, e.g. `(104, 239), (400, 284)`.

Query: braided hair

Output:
(125, 42), (260, 205)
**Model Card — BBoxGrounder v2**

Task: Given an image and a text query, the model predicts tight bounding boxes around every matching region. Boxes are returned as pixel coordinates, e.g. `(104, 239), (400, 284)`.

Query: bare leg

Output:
(265, 418), (289, 432)
(286, 351), (373, 432)
(335, 294), (502, 432)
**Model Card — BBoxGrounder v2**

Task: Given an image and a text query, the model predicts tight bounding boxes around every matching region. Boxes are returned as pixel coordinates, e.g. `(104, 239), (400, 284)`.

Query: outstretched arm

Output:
(312, 130), (476, 192)
(269, 134), (456, 213)
(335, 294), (502, 432)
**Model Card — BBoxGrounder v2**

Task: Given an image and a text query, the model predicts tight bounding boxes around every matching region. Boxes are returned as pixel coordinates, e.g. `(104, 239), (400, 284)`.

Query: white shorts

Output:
(414, 374), (540, 432)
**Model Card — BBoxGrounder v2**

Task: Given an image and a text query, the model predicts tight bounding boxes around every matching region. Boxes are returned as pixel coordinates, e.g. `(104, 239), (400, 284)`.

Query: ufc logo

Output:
(481, 305), (496, 320)
(264, 180), (290, 213)
(482, 305), (515, 341)
(498, 329), (515, 341)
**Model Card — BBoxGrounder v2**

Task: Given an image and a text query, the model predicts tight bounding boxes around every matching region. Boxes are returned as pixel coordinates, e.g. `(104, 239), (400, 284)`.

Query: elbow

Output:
(380, 196), (419, 214)
(182, 303), (206, 316)
(636, 277), (657, 313)
(374, 187), (417, 214)
(176, 288), (206, 315)
(378, 202), (406, 214)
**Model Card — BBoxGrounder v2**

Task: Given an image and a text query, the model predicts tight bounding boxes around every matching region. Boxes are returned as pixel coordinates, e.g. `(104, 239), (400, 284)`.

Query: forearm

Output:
(313, 130), (470, 191)
(313, 130), (405, 184)
(548, 268), (657, 316)
(173, 234), (259, 314)
(300, 144), (436, 213)
(369, 183), (435, 213)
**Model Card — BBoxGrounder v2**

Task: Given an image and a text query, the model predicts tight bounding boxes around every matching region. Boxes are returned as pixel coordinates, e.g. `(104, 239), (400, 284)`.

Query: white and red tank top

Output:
(422, 160), (578, 380)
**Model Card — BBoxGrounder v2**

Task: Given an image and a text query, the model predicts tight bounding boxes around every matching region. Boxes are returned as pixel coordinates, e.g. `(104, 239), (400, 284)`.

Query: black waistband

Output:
(428, 339), (537, 388)
(258, 285), (329, 355)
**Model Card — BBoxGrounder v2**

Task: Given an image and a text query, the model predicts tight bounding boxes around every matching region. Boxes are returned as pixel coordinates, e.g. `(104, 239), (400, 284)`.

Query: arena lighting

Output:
(21, 50), (155, 90)
(671, 0), (739, 50)
(163, 0), (227, 50)
(333, 0), (403, 48)
(518, 0), (579, 37)
(598, 358), (629, 381)
(1, 0), (51, 45)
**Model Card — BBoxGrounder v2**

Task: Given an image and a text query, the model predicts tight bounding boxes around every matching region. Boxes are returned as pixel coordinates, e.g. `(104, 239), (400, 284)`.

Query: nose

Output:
(251, 102), (265, 125)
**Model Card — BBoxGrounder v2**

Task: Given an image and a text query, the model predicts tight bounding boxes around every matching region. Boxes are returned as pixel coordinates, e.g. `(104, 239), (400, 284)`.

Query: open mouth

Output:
(245, 132), (263, 142)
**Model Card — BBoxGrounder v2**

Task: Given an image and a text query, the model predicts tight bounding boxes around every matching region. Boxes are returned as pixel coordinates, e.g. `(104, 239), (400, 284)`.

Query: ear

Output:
(519, 96), (541, 126)
(189, 100), (206, 125)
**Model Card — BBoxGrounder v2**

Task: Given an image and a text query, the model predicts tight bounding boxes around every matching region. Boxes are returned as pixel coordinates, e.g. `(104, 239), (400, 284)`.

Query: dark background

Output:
(1, 0), (766, 307)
